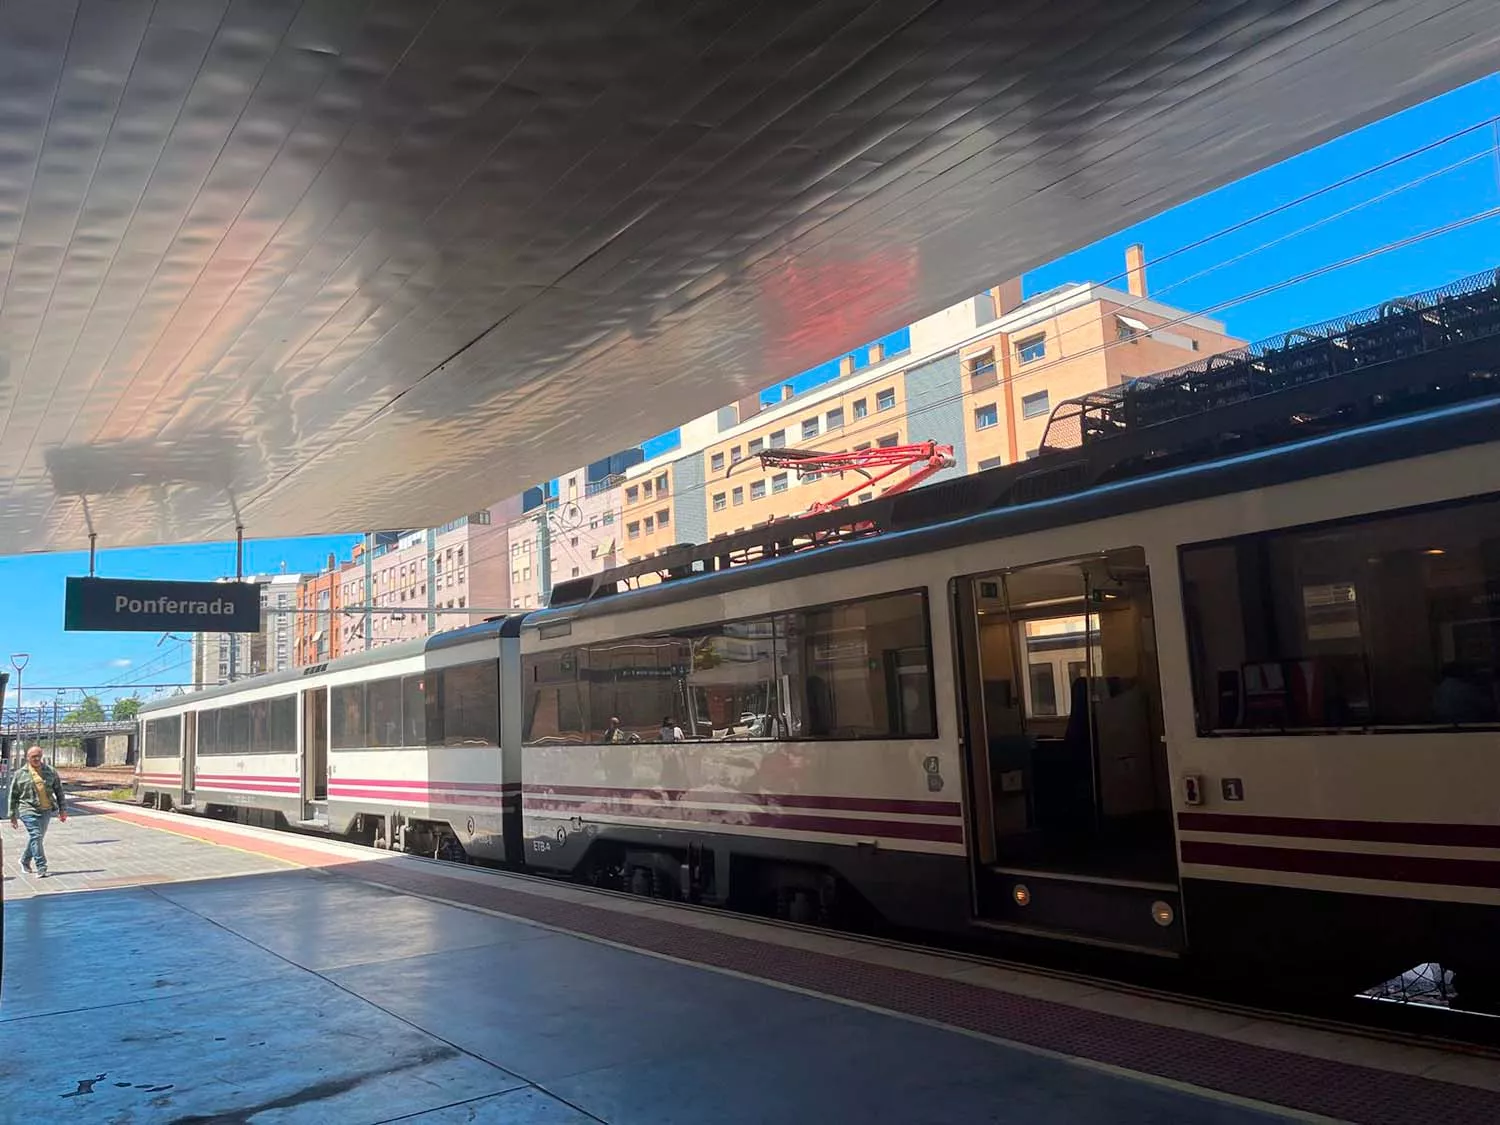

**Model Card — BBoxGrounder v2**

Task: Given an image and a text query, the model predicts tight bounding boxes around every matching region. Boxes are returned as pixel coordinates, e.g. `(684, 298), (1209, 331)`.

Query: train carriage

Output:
(137, 270), (1500, 1007)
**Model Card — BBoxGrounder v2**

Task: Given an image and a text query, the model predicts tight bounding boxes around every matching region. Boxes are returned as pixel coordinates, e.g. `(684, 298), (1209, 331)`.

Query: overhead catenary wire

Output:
(171, 116), (1500, 651)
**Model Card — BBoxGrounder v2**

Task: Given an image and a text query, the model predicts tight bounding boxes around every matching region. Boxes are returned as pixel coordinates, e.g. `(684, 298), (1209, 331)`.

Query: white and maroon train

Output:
(137, 273), (1500, 1007)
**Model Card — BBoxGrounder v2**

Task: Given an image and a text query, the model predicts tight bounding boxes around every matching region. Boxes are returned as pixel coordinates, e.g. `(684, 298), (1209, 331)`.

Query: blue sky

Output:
(7, 72), (1500, 707)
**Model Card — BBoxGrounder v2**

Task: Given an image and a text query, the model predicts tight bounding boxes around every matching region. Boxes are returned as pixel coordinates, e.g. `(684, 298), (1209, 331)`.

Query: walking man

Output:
(8, 745), (67, 877)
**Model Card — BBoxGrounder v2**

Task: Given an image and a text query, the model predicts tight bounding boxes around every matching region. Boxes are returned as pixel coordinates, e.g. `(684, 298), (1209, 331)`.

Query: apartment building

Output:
(960, 246), (1241, 469)
(191, 573), (302, 687)
(620, 245), (1241, 559)
(294, 555), (343, 666)
(506, 456), (640, 610)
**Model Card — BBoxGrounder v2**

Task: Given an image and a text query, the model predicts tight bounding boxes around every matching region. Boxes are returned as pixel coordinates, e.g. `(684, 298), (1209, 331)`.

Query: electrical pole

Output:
(363, 531), (373, 651)
(426, 525), (437, 634)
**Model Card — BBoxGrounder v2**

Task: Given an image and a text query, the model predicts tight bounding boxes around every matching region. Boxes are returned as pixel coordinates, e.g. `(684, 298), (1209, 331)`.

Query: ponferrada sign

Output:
(64, 577), (262, 633)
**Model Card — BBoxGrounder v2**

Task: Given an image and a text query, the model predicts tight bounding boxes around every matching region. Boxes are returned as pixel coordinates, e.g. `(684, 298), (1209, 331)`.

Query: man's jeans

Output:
(19, 810), (52, 872)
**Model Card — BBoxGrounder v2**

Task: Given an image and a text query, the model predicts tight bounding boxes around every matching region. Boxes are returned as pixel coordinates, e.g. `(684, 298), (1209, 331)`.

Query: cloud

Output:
(109, 658), (133, 668)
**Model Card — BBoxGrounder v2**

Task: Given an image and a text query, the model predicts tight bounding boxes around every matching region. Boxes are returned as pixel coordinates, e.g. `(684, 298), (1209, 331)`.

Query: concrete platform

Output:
(2, 803), (1497, 1124)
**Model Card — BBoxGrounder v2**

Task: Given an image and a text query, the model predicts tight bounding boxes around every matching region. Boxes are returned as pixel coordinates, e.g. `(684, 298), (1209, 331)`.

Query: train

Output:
(137, 268), (1500, 1011)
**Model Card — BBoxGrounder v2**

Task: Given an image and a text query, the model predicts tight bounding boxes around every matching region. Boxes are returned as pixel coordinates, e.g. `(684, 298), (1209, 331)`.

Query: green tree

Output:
(111, 696), (142, 722)
(65, 695), (106, 724)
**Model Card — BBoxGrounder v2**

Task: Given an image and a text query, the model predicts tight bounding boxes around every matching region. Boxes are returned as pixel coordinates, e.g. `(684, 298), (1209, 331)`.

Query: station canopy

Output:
(2, 0), (1498, 553)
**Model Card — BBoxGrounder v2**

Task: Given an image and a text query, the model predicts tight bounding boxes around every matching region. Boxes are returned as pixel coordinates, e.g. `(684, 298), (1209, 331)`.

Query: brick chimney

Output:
(780, 384), (795, 402)
(1126, 243), (1147, 299)
(838, 355), (856, 377)
(991, 277), (1023, 318)
(867, 342), (884, 365)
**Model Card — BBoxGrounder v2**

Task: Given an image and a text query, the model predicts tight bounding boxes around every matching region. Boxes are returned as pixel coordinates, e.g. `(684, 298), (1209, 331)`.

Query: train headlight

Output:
(1012, 884), (1031, 907)
(1150, 900), (1174, 927)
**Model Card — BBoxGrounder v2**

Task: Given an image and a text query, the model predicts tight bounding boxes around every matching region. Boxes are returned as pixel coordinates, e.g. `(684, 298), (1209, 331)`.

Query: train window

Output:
(1181, 495), (1500, 733)
(270, 696), (297, 753)
(250, 701), (271, 754)
(366, 677), (403, 748)
(522, 591), (936, 745)
(143, 715), (180, 758)
(402, 675), (430, 745)
(225, 704), (251, 756)
(440, 662), (500, 747)
(777, 590), (936, 739)
(331, 684), (366, 749)
(198, 710), (218, 756)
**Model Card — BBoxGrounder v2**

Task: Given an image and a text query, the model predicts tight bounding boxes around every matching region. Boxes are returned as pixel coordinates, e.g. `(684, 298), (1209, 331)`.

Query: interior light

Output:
(1151, 900), (1174, 927)
(1013, 884), (1031, 907)
(1423, 548), (1446, 556)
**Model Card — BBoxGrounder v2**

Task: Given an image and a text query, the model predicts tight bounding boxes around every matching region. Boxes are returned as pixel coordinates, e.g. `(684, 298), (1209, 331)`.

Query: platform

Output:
(3, 803), (1498, 1124)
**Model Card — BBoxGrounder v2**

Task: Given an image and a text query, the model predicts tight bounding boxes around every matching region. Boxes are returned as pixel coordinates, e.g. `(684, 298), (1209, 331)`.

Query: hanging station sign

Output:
(64, 577), (262, 633)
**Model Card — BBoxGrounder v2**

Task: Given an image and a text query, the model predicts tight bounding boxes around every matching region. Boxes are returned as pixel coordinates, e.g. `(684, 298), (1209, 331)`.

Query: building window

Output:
(803, 471), (821, 484)
(521, 567), (531, 580)
(769, 429), (785, 448)
(750, 480), (766, 500)
(658, 508), (670, 527)
(732, 486), (744, 506)
(731, 445), (742, 463)
(748, 437), (763, 455)
(1025, 448), (1040, 459)
(711, 452), (726, 473)
(978, 456), (1004, 471)
(876, 387), (896, 411)
(712, 492), (727, 512)
(603, 510), (614, 524)
(644, 516), (654, 533)
(801, 417), (819, 440)
(656, 472), (668, 494)
(825, 406), (844, 430)
(771, 473), (789, 494)
(642, 480), (653, 497)
(627, 521), (640, 539)
(877, 433), (899, 448)
(571, 567), (580, 577)
(858, 491), (873, 502)
(852, 398), (867, 419)
(626, 485), (639, 503)
(1021, 389), (1050, 418)
(458, 596), (467, 608)
(974, 403), (998, 429)
(1017, 334), (1046, 364)
(966, 348), (998, 388)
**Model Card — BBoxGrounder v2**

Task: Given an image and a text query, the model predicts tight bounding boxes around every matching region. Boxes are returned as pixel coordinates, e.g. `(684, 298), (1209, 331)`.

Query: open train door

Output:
(302, 687), (329, 825)
(180, 711), (196, 809)
(955, 547), (1184, 955)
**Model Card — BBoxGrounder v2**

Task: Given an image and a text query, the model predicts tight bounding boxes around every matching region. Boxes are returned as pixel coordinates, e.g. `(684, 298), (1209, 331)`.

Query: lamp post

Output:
(9, 653), (28, 769)
(52, 690), (65, 766)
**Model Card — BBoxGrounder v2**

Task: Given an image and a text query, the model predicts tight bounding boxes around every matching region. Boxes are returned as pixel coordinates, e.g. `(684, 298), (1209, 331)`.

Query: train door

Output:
(956, 547), (1184, 954)
(181, 711), (196, 807)
(302, 687), (329, 814)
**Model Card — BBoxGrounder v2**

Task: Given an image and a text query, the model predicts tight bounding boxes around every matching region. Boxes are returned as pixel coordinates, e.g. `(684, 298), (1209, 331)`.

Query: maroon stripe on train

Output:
(522, 795), (964, 844)
(1179, 841), (1500, 889)
(196, 773), (298, 784)
(521, 783), (961, 818)
(334, 778), (519, 793)
(1178, 812), (1500, 850)
(329, 787), (513, 806)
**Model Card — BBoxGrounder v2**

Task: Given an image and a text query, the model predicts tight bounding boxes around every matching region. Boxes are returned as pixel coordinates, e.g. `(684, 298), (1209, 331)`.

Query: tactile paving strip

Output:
(354, 861), (1500, 1125)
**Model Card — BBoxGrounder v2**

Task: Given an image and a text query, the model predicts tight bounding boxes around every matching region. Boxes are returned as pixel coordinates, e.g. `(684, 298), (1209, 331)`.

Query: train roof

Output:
(139, 613), (524, 716)
(537, 265), (1500, 625)
(526, 392), (1500, 628)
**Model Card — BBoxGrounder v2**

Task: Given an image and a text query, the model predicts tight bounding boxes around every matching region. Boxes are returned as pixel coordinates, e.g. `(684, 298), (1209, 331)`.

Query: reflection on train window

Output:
(325, 662), (498, 749)
(142, 715), (181, 758)
(331, 684), (366, 749)
(521, 589), (936, 744)
(366, 678), (403, 748)
(1181, 495), (1500, 732)
(440, 662), (501, 747)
